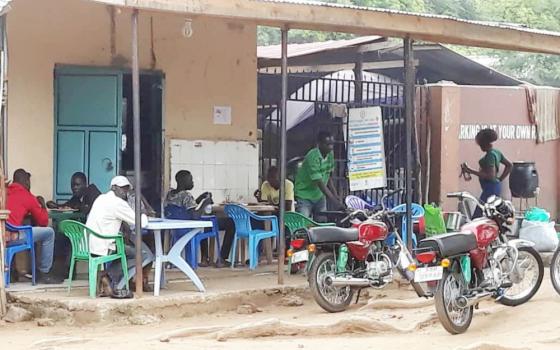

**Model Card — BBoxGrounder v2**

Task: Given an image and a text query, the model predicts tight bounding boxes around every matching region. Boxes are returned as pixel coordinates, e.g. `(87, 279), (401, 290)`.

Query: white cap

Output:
(110, 176), (131, 188)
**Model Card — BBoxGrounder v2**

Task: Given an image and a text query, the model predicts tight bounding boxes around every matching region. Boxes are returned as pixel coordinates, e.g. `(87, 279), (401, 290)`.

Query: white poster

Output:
(213, 105), (232, 125)
(348, 106), (387, 191)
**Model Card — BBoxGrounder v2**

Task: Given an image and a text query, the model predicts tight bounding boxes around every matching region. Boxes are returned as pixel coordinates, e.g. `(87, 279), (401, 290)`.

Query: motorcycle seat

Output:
(308, 226), (359, 244)
(418, 231), (478, 257)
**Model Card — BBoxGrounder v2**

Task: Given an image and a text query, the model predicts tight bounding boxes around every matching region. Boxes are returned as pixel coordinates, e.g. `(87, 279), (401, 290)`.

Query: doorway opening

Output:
(122, 72), (164, 214)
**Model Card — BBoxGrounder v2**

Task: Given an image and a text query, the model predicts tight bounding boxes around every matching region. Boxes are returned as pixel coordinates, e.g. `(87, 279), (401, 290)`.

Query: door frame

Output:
(53, 64), (166, 203)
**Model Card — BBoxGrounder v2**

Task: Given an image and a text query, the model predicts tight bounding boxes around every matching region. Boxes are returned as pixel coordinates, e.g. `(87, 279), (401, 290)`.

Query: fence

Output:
(257, 71), (417, 207)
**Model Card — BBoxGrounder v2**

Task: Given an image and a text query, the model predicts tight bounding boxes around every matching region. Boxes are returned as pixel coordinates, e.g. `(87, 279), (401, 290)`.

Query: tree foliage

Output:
(257, 0), (560, 86)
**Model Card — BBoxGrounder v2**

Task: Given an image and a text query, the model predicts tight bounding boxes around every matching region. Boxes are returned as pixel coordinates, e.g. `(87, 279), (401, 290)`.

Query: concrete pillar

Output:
(428, 84), (462, 211)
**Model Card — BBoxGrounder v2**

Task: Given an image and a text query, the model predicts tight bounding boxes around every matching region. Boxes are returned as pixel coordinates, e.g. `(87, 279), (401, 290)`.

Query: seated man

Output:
(47, 172), (101, 216)
(164, 170), (235, 267)
(254, 166), (295, 212)
(86, 176), (154, 295)
(6, 169), (62, 284)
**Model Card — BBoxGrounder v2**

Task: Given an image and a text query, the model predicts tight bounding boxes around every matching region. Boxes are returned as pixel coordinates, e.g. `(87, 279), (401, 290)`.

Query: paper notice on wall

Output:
(213, 105), (232, 125)
(348, 107), (387, 191)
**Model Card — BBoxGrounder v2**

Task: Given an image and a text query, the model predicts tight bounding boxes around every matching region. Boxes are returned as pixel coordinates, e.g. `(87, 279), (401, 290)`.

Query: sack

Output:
(519, 220), (559, 252)
(524, 207), (550, 222)
(423, 203), (447, 236)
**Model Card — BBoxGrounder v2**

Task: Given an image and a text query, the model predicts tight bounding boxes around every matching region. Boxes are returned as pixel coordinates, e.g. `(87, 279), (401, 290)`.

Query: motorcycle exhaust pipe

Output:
(327, 276), (371, 287)
(455, 292), (493, 309)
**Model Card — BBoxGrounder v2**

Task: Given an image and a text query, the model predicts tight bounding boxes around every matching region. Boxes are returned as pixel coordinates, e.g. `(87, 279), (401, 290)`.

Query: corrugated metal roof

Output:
(257, 35), (383, 59)
(89, 0), (560, 54)
(255, 0), (560, 38)
(0, 0), (12, 15)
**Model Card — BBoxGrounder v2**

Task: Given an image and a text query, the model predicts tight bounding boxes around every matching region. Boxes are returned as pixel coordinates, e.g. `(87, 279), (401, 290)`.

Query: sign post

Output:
(347, 106), (387, 192)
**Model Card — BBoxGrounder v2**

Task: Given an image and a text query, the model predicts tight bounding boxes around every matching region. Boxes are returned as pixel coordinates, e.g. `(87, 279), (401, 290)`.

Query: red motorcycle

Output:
(306, 190), (428, 313)
(418, 192), (544, 334)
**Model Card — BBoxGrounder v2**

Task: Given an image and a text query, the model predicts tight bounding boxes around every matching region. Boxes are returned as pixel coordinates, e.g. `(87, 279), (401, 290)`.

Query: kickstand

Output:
(355, 288), (362, 304)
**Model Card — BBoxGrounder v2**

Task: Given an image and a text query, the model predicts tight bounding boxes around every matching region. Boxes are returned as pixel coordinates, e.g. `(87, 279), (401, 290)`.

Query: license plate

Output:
(414, 266), (444, 283)
(291, 250), (309, 264)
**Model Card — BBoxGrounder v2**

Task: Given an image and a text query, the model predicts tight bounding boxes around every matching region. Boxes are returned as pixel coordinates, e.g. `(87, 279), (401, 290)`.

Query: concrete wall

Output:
(428, 85), (559, 219)
(6, 0), (257, 198)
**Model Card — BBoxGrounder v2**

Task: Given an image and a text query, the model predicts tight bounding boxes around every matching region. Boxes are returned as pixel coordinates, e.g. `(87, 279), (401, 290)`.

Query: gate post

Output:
(404, 37), (415, 250)
(277, 26), (289, 285)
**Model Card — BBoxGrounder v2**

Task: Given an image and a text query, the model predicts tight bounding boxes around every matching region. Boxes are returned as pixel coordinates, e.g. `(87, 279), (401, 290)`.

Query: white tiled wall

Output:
(170, 139), (259, 203)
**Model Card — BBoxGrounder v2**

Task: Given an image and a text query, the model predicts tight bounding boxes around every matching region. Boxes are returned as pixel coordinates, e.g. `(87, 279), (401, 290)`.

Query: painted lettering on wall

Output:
(459, 124), (537, 140)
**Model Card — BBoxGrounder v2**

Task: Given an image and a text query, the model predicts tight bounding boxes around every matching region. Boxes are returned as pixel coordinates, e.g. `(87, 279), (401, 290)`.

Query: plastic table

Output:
(146, 218), (213, 296)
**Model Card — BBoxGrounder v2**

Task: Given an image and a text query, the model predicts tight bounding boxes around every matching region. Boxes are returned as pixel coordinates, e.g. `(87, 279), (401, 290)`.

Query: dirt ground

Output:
(2, 271), (559, 350)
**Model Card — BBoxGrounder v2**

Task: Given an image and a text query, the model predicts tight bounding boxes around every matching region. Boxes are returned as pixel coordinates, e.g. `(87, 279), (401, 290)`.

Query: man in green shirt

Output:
(295, 131), (343, 220)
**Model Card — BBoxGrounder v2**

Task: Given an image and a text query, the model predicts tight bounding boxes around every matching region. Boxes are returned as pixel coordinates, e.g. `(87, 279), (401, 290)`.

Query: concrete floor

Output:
(6, 264), (308, 324)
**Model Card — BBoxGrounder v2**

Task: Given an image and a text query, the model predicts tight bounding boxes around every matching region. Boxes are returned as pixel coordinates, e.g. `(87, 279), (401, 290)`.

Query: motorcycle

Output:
(306, 190), (432, 313)
(548, 236), (560, 296)
(418, 192), (544, 334)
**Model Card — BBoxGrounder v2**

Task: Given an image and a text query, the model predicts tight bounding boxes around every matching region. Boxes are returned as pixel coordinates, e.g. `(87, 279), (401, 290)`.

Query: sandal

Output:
(110, 289), (134, 299)
(198, 259), (211, 268)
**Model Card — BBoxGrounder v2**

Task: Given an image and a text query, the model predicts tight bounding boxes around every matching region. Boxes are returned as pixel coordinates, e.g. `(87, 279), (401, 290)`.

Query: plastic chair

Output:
(164, 205), (221, 270)
(4, 223), (36, 287)
(225, 204), (279, 270)
(60, 220), (129, 298)
(345, 195), (375, 210)
(284, 211), (334, 274)
(391, 203), (425, 248)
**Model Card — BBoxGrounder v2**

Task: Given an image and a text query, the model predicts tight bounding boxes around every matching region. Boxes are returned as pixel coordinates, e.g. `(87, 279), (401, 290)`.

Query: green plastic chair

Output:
(284, 212), (334, 274)
(60, 220), (129, 298)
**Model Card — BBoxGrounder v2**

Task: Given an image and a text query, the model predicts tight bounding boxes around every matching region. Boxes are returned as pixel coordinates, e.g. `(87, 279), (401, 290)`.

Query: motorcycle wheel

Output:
(308, 252), (354, 313)
(435, 269), (473, 334)
(551, 247), (560, 296)
(500, 246), (544, 306)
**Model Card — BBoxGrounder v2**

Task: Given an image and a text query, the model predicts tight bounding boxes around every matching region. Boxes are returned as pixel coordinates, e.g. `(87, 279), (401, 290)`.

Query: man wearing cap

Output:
(6, 169), (62, 284)
(86, 176), (153, 294)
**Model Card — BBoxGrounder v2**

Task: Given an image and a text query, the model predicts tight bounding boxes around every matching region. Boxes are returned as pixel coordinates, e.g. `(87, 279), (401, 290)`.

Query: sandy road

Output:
(2, 272), (559, 350)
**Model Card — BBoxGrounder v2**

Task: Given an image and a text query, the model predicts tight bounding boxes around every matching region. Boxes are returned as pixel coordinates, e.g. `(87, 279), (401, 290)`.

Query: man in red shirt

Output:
(7, 169), (62, 284)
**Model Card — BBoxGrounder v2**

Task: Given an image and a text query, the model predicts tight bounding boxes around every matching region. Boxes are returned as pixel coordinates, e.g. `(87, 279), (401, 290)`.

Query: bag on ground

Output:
(519, 220), (559, 252)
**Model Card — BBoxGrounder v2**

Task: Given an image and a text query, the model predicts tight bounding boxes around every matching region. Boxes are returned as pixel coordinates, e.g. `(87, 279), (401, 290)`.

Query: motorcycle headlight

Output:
(496, 200), (513, 218)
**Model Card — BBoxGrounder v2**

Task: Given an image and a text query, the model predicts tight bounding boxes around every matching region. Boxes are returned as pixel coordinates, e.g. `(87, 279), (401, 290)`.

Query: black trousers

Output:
(199, 217), (235, 261)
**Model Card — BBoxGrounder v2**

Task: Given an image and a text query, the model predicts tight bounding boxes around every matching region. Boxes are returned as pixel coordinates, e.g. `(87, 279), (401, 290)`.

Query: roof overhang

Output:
(88, 0), (560, 55)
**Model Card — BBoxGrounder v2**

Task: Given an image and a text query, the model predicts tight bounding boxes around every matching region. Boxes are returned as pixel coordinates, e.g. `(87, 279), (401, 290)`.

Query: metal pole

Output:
(277, 26), (288, 285)
(1, 16), (8, 177)
(132, 9), (143, 297)
(353, 53), (363, 105)
(404, 37), (415, 250)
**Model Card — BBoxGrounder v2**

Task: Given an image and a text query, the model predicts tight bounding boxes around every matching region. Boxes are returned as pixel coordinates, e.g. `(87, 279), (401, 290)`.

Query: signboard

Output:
(348, 107), (387, 191)
(459, 124), (536, 140)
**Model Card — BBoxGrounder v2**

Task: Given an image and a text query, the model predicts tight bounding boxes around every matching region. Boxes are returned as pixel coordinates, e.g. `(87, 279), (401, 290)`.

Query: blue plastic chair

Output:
(345, 195), (375, 210)
(224, 204), (279, 270)
(391, 203), (425, 248)
(164, 205), (221, 269)
(4, 223), (36, 287)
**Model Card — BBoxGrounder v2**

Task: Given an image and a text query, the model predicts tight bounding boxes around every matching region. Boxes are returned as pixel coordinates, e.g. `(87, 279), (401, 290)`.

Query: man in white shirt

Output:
(86, 176), (154, 295)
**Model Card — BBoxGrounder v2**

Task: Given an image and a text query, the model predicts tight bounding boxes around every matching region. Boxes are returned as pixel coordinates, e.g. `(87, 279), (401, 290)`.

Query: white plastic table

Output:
(146, 218), (213, 296)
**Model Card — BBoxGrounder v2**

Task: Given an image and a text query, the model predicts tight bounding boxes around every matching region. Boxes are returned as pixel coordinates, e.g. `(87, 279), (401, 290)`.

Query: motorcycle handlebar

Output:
(446, 191), (485, 210)
(385, 188), (404, 198)
(340, 209), (369, 224)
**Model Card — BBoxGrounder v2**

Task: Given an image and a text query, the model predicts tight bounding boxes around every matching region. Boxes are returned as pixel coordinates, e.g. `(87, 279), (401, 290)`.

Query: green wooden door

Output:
(54, 67), (122, 201)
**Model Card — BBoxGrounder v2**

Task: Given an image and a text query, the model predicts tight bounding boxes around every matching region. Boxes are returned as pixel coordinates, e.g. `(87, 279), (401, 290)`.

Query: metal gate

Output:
(257, 72), (416, 206)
